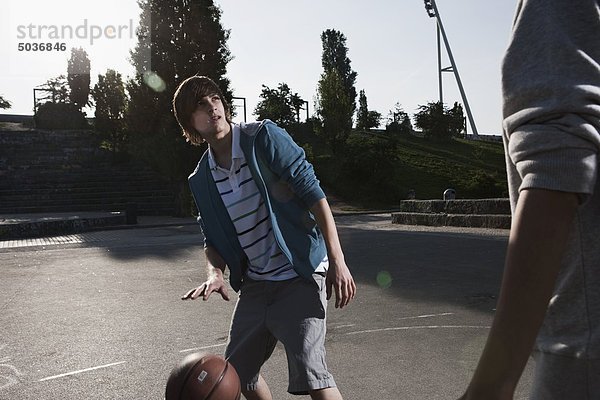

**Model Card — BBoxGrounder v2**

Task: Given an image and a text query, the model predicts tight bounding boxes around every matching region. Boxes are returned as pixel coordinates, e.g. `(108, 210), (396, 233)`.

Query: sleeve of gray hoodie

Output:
(502, 0), (600, 200)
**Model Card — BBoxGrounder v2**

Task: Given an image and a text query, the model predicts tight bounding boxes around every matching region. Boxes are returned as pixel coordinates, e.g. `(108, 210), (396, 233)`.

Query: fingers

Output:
(181, 287), (196, 300)
(202, 284), (212, 301)
(326, 273), (356, 309)
(181, 283), (207, 300)
(335, 280), (343, 308)
(181, 289), (192, 300)
(219, 286), (231, 301)
(182, 281), (230, 302)
(346, 278), (357, 306)
(335, 278), (356, 309)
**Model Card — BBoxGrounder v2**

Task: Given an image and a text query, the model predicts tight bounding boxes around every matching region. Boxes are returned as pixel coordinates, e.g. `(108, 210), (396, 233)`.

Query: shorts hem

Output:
(243, 382), (259, 392)
(288, 377), (337, 395)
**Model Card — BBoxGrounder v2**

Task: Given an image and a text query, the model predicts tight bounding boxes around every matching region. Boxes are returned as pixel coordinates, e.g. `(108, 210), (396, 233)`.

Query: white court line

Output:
(332, 324), (356, 329)
(398, 312), (454, 320)
(179, 343), (227, 353)
(39, 361), (126, 382)
(346, 325), (490, 335)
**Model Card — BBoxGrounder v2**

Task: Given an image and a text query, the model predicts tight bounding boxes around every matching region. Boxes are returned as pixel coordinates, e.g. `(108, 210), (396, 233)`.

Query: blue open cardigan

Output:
(188, 120), (327, 292)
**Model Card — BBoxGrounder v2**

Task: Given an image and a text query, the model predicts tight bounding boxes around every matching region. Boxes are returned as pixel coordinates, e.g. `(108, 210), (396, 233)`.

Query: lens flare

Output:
(143, 71), (166, 92)
(376, 270), (392, 288)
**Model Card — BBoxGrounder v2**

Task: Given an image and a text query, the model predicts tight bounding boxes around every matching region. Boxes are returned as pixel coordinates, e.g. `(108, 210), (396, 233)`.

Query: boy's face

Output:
(190, 93), (230, 144)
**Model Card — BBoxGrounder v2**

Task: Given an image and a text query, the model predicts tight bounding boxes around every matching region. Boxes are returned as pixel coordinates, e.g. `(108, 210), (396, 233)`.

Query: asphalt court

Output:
(0, 214), (535, 399)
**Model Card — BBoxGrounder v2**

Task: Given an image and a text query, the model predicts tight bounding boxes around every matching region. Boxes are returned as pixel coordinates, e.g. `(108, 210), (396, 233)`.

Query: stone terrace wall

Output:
(0, 129), (175, 215)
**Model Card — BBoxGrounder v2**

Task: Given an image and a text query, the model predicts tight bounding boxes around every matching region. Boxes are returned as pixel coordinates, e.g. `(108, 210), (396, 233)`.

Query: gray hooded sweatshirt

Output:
(502, 0), (600, 362)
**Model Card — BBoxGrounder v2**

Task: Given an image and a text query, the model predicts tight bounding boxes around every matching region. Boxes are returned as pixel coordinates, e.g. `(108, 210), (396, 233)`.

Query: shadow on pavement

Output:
(70, 215), (507, 314)
(338, 225), (507, 314)
(94, 224), (204, 261)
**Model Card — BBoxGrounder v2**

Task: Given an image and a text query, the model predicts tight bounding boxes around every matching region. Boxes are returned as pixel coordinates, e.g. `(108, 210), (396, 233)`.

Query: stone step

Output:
(3, 169), (168, 180)
(397, 198), (511, 215)
(0, 186), (170, 195)
(0, 129), (177, 216)
(0, 129), (93, 142)
(0, 182), (171, 192)
(391, 199), (512, 229)
(0, 186), (172, 196)
(0, 203), (172, 216)
(391, 211), (511, 229)
(0, 211), (128, 240)
(0, 193), (173, 205)
(1, 164), (163, 176)
(0, 183), (174, 214)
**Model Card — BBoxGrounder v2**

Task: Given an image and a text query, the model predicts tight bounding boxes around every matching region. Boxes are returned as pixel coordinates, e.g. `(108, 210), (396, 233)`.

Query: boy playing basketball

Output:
(172, 75), (356, 400)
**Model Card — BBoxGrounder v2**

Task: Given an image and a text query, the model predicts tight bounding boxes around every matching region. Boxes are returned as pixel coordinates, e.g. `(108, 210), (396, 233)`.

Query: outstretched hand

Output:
(181, 277), (230, 301)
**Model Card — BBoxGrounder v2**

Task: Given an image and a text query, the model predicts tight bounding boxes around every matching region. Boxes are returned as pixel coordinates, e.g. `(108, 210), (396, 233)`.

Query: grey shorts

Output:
(530, 351), (600, 399)
(224, 273), (336, 395)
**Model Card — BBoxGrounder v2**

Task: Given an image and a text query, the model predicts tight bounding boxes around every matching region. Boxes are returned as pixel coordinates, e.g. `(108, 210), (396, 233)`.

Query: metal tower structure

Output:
(232, 96), (247, 122)
(424, 0), (479, 138)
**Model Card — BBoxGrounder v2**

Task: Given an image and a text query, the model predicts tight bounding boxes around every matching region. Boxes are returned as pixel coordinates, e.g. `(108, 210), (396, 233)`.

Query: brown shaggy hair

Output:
(172, 75), (232, 146)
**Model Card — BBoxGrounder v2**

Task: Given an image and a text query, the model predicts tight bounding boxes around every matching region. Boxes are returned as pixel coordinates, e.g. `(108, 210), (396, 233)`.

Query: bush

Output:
(414, 101), (465, 141)
(464, 170), (505, 198)
(34, 102), (88, 130)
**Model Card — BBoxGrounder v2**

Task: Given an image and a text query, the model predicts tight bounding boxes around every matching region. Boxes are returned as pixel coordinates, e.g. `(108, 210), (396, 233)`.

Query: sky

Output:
(1, 0), (518, 135)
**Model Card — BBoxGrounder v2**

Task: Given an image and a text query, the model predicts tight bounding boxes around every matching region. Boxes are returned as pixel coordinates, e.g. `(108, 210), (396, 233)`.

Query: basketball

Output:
(165, 352), (241, 400)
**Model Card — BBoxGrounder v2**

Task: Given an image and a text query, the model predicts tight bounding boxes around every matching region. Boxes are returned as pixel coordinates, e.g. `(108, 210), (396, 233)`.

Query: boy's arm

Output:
(459, 188), (578, 399)
(258, 123), (325, 207)
(310, 198), (356, 309)
(182, 246), (230, 302)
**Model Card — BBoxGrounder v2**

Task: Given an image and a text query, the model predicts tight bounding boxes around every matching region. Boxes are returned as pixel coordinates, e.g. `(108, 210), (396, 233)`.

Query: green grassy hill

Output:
(291, 127), (508, 209)
(389, 133), (507, 199)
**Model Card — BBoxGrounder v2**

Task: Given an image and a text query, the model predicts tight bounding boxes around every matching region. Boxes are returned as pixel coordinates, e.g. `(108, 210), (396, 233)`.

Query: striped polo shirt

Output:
(208, 125), (327, 281)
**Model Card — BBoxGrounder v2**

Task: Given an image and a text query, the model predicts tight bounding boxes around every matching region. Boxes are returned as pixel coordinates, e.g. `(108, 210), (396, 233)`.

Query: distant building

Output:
(0, 114), (34, 123)
(466, 133), (503, 142)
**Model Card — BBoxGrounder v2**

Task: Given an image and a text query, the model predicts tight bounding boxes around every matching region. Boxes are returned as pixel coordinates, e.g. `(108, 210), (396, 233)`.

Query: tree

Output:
(413, 101), (465, 141)
(290, 93), (305, 123)
(127, 0), (233, 216)
(315, 29), (357, 152)
(254, 83), (303, 128)
(67, 48), (91, 111)
(448, 101), (466, 138)
(356, 90), (381, 131)
(34, 102), (87, 129)
(356, 90), (368, 130)
(34, 75), (87, 128)
(0, 95), (11, 109)
(37, 75), (69, 105)
(91, 69), (127, 153)
(320, 29), (357, 116)
(366, 110), (382, 130)
(315, 69), (354, 153)
(386, 102), (413, 135)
